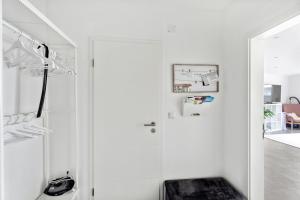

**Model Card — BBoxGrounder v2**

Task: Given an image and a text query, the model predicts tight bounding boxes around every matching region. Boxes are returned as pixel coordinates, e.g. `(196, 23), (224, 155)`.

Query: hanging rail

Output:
(2, 20), (76, 119)
(2, 20), (77, 76)
(3, 20), (35, 43)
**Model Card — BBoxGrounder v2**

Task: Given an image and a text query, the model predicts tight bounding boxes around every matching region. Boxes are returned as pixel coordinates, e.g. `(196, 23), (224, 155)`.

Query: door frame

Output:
(0, 4), (4, 198)
(88, 36), (164, 200)
(248, 13), (300, 200)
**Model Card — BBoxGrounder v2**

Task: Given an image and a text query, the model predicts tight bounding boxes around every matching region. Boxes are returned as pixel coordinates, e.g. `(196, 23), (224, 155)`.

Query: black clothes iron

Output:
(44, 172), (75, 196)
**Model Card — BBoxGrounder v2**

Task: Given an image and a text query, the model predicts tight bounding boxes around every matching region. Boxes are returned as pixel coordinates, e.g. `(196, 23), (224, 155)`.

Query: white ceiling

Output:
(265, 22), (300, 76)
(164, 0), (236, 11)
(57, 0), (236, 11)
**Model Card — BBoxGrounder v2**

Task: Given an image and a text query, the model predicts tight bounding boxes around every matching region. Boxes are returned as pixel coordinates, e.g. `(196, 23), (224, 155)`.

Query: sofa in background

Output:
(283, 104), (300, 131)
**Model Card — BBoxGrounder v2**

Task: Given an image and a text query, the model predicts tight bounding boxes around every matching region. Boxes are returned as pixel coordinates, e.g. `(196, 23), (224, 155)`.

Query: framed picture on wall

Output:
(173, 64), (219, 93)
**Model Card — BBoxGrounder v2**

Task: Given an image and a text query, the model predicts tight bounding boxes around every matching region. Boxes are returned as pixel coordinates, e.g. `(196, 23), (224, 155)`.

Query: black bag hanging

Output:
(37, 44), (49, 118)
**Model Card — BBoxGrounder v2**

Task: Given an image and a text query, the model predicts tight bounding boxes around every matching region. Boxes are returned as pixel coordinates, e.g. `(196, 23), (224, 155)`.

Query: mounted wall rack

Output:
(1, 0), (79, 199)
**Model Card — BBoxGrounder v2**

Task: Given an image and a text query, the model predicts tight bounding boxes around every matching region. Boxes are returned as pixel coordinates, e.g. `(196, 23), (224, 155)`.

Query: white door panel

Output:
(97, 145), (161, 180)
(93, 39), (162, 200)
(97, 179), (161, 200)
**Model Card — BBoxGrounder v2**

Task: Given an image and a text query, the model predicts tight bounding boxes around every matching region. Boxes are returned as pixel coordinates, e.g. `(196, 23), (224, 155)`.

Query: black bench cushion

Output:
(165, 177), (247, 200)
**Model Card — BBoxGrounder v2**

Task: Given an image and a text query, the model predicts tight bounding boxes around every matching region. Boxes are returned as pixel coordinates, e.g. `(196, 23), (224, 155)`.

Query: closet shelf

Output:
(4, 124), (50, 145)
(3, 111), (50, 145)
(4, 131), (43, 145)
(3, 0), (77, 47)
(3, 111), (46, 126)
(2, 0), (79, 195)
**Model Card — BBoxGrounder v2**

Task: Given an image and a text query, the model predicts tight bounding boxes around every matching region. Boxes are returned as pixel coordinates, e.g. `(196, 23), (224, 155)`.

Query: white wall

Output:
(222, 0), (300, 196)
(264, 23), (300, 104)
(163, 5), (224, 180)
(287, 74), (300, 100)
(35, 0), (300, 199)
(264, 74), (289, 103)
(46, 1), (162, 198)
(45, 0), (225, 199)
(264, 24), (300, 76)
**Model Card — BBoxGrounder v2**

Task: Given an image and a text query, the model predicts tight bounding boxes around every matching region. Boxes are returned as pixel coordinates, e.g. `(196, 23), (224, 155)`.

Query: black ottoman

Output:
(164, 177), (247, 200)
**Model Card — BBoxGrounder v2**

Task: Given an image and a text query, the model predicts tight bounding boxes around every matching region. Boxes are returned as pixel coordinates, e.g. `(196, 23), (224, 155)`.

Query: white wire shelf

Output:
(3, 111), (51, 145)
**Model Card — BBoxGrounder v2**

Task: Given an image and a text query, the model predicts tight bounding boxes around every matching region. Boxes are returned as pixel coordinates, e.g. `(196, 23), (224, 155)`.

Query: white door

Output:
(92, 38), (162, 200)
(249, 36), (265, 200)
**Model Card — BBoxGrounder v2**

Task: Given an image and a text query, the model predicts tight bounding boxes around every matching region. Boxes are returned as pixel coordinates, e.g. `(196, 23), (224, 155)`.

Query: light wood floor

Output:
(265, 138), (300, 200)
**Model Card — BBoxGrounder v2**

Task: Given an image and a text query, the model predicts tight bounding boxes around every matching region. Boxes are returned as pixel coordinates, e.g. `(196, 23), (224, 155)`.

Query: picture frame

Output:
(173, 64), (219, 93)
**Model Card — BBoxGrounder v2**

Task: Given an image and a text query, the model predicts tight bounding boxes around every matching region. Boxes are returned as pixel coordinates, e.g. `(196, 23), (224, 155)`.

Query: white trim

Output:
(262, 15), (300, 38)
(88, 37), (94, 200)
(18, 0), (77, 48)
(74, 45), (79, 190)
(248, 12), (300, 200)
(247, 38), (251, 200)
(0, 4), (4, 199)
(248, 11), (300, 39)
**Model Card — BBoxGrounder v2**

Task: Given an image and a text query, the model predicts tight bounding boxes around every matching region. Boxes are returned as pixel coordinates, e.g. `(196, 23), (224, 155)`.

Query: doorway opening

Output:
(250, 14), (300, 200)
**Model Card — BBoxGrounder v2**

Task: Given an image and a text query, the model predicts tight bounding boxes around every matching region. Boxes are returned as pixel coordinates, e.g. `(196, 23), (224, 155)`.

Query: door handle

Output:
(144, 122), (156, 127)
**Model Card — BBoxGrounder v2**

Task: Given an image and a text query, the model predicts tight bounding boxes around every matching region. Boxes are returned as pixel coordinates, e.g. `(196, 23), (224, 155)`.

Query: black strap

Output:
(37, 44), (49, 118)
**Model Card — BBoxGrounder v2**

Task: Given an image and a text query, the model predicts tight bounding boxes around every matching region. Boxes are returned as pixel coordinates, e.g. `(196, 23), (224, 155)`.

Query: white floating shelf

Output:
(3, 0), (76, 47)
